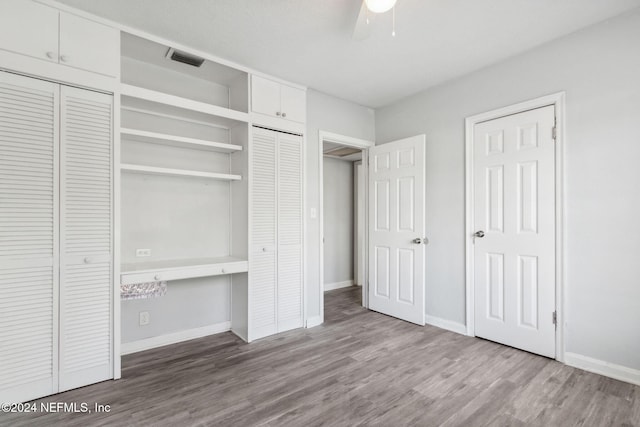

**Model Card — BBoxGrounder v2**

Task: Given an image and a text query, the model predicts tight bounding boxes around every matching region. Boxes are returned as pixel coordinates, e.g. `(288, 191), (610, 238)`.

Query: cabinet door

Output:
(277, 133), (303, 332)
(0, 0), (59, 63)
(59, 12), (120, 77)
(280, 85), (306, 123)
(251, 75), (281, 118)
(0, 72), (59, 403)
(249, 127), (278, 340)
(59, 86), (113, 391)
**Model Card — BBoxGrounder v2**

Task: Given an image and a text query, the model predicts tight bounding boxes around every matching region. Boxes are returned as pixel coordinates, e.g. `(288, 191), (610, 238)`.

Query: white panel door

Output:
(0, 0), (59, 63)
(368, 135), (426, 325)
(251, 76), (281, 118)
(250, 127), (278, 340)
(473, 105), (556, 358)
(277, 133), (303, 332)
(0, 71), (59, 403)
(280, 85), (305, 123)
(59, 86), (113, 391)
(59, 12), (120, 77)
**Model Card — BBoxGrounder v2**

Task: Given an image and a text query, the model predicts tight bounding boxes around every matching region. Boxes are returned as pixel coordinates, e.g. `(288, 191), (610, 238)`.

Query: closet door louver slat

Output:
(250, 128), (278, 339)
(59, 86), (113, 392)
(277, 134), (303, 332)
(0, 72), (59, 403)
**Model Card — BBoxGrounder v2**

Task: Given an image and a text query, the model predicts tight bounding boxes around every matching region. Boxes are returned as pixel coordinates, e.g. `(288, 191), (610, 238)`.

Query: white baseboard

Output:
(306, 315), (323, 328)
(324, 280), (353, 291)
(425, 314), (467, 336)
(564, 352), (640, 386)
(121, 321), (231, 355)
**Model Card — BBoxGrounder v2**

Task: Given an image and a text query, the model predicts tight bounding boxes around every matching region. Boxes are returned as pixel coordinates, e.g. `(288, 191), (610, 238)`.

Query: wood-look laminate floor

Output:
(2, 286), (639, 427)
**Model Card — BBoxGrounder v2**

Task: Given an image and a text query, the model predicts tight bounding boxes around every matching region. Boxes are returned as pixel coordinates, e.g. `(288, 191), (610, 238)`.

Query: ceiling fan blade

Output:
(353, 0), (375, 40)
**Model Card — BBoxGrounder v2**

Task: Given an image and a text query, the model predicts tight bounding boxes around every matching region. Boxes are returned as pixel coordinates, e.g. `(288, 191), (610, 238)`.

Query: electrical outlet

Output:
(139, 311), (150, 326)
(136, 248), (151, 257)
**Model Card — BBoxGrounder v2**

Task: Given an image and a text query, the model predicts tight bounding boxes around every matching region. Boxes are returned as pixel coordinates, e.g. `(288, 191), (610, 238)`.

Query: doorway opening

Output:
(319, 131), (374, 323)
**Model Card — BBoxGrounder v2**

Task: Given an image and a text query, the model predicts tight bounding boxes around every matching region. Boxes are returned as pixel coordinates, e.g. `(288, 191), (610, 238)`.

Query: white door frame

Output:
(465, 92), (566, 362)
(319, 131), (374, 323)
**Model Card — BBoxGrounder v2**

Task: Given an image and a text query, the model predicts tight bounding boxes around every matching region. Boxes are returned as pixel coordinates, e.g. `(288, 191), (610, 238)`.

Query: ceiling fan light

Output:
(365, 0), (397, 14)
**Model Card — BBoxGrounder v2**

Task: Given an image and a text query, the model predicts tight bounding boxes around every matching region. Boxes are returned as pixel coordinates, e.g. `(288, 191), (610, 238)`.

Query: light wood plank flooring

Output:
(2, 286), (639, 426)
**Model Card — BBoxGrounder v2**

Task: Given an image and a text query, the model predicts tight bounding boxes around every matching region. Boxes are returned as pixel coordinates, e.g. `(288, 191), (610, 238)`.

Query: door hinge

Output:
(552, 126), (557, 141)
(552, 311), (557, 327)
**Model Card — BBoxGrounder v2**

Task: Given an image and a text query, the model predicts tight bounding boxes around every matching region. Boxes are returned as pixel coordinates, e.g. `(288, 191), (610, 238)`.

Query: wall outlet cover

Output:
(136, 248), (151, 257)
(139, 311), (150, 326)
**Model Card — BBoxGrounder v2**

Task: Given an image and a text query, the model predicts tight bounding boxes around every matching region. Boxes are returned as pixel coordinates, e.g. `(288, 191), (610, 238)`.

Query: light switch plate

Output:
(139, 311), (150, 326)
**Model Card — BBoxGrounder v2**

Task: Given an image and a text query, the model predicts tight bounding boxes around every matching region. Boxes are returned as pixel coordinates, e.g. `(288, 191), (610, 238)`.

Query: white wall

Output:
(375, 9), (640, 371)
(306, 90), (375, 320)
(323, 157), (354, 286)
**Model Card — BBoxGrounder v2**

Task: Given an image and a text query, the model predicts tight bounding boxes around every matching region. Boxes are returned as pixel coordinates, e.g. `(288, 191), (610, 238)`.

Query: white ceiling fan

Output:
(353, 0), (398, 40)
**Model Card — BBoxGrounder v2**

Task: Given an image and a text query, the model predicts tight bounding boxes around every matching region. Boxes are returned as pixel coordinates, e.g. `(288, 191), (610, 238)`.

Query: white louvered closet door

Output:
(277, 133), (303, 332)
(250, 127), (278, 340)
(0, 72), (59, 403)
(59, 86), (113, 391)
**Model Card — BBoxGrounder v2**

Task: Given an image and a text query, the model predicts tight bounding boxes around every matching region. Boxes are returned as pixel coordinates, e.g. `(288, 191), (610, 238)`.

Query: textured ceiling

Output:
(54, 0), (640, 108)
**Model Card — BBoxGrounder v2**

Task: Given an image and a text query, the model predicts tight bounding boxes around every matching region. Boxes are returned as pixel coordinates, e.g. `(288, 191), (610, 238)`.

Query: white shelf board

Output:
(121, 163), (241, 181)
(121, 128), (243, 153)
(121, 256), (248, 285)
(120, 84), (249, 124)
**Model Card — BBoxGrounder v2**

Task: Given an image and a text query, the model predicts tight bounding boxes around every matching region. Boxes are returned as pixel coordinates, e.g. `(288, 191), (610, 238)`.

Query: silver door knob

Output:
(412, 238), (424, 244)
(474, 230), (485, 238)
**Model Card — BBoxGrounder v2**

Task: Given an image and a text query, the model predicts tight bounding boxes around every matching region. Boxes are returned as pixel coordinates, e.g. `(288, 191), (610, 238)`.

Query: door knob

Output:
(412, 237), (425, 244)
(474, 230), (485, 238)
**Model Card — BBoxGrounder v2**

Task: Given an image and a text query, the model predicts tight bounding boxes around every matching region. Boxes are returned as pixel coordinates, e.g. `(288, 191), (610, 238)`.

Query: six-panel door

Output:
(473, 105), (556, 358)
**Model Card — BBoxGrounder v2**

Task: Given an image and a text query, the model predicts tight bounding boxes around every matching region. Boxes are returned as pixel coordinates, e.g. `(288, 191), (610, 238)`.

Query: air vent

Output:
(324, 147), (361, 157)
(165, 48), (205, 68)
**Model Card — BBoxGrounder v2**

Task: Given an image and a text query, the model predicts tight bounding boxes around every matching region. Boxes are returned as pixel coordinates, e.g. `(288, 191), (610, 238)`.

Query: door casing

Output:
(464, 92), (566, 362)
(318, 131), (374, 324)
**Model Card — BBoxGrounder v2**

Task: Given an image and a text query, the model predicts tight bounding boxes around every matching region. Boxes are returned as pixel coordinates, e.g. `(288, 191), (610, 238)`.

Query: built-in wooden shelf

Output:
(121, 256), (248, 285)
(121, 128), (243, 153)
(120, 163), (242, 181)
(120, 84), (249, 125)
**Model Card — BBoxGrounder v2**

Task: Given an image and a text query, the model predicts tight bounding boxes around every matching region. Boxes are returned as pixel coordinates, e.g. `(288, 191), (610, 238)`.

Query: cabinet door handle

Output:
(276, 111), (281, 116)
(221, 268), (226, 274)
(154, 274), (161, 281)
(282, 112), (287, 118)
(60, 55), (69, 62)
(46, 51), (56, 59)
(83, 257), (93, 264)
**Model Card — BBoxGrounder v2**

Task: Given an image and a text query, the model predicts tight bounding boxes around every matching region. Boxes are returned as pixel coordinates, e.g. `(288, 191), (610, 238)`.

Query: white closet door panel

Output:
(250, 251), (277, 339)
(249, 127), (278, 339)
(251, 128), (277, 249)
(59, 86), (113, 392)
(0, 72), (58, 403)
(277, 244), (302, 331)
(277, 134), (302, 330)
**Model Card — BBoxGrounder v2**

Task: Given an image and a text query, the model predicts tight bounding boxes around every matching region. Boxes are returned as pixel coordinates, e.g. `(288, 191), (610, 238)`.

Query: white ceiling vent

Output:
(165, 48), (205, 68)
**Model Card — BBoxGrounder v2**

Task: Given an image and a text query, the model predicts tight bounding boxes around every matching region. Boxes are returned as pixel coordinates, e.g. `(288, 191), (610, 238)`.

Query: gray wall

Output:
(306, 90), (376, 320)
(375, 9), (640, 370)
(323, 157), (354, 285)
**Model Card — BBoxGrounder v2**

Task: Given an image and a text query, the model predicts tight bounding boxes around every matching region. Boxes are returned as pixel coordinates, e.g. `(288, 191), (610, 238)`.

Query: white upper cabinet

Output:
(0, 0), (59, 63)
(0, 0), (119, 77)
(251, 75), (306, 123)
(280, 84), (306, 124)
(59, 12), (119, 77)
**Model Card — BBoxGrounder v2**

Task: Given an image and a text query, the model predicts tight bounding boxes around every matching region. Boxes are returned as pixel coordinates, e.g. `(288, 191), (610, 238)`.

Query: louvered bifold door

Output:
(0, 72), (59, 403)
(276, 134), (303, 332)
(59, 86), (113, 391)
(249, 127), (278, 340)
